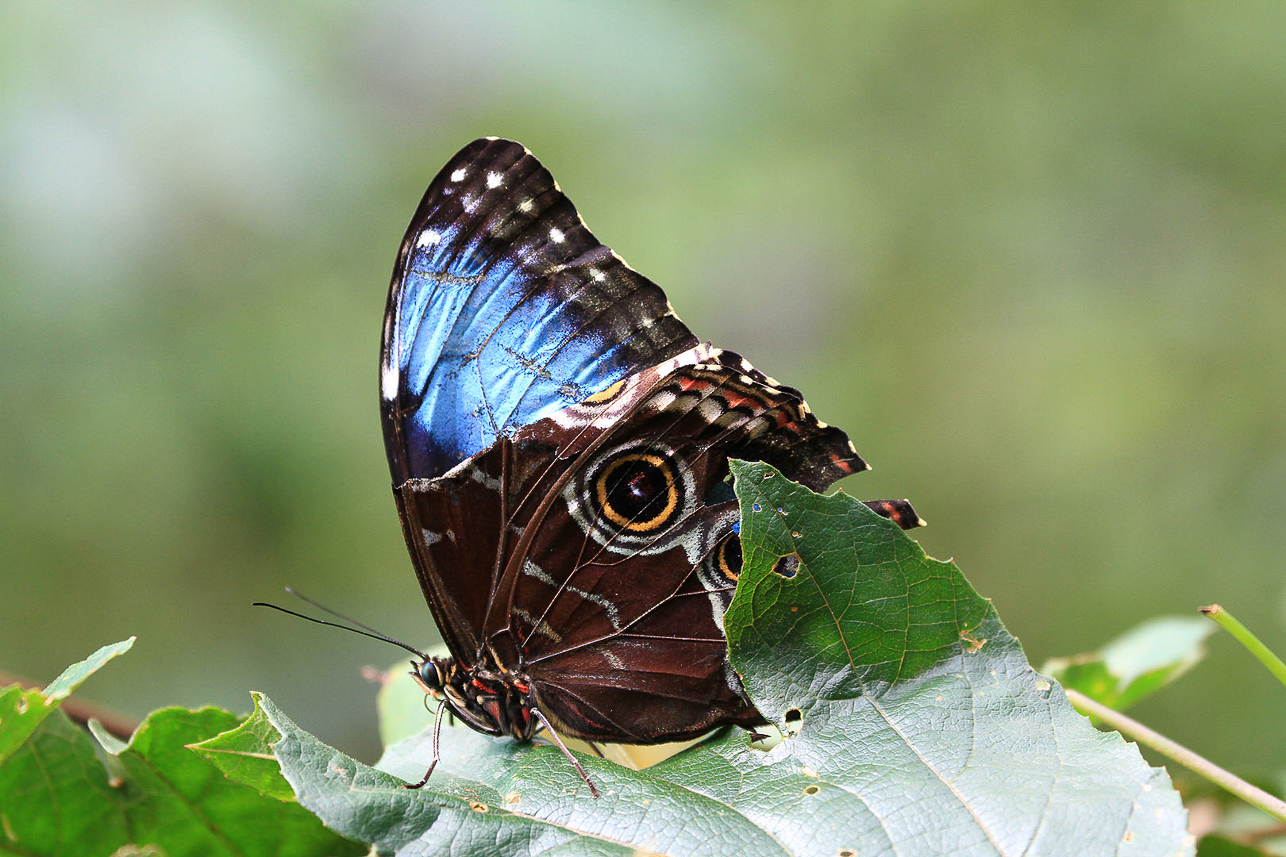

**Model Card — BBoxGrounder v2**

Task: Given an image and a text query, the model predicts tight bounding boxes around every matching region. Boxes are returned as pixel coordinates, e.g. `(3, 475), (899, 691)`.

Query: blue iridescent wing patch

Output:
(381, 138), (699, 483)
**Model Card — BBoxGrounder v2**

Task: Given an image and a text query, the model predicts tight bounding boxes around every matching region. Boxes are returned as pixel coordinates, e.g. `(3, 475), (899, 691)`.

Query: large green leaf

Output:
(226, 461), (1193, 856)
(724, 459), (1191, 855)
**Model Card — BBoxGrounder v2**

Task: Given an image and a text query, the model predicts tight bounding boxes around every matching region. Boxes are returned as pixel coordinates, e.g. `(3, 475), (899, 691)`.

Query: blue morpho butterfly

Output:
(374, 138), (920, 795)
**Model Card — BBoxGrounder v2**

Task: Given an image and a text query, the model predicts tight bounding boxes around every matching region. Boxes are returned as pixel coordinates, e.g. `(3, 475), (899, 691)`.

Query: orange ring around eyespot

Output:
(716, 533), (741, 581)
(594, 452), (679, 532)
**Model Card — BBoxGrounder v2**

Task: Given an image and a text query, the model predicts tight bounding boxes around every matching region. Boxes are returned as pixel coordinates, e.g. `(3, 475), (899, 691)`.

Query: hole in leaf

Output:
(803, 785), (820, 796)
(763, 471), (774, 478)
(771, 554), (799, 579)
(839, 850), (855, 857)
(752, 503), (761, 512)
(15, 698), (28, 715)
(469, 800), (488, 812)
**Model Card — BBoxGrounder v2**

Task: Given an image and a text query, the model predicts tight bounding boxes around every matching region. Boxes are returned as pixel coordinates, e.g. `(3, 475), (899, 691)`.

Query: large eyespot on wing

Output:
(380, 137), (698, 484)
(560, 439), (700, 556)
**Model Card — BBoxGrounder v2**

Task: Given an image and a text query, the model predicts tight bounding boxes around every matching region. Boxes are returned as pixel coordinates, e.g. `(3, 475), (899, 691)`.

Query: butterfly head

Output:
(413, 657), (447, 694)
(410, 656), (538, 742)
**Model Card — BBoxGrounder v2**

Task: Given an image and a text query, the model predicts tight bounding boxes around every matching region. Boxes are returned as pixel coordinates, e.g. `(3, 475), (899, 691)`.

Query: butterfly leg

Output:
(585, 741), (606, 759)
(403, 699), (447, 789)
(532, 709), (600, 798)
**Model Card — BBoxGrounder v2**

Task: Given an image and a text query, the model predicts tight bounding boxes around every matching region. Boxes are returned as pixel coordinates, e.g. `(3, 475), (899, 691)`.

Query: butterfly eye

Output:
(714, 531), (743, 582)
(418, 660), (443, 689)
(594, 451), (680, 532)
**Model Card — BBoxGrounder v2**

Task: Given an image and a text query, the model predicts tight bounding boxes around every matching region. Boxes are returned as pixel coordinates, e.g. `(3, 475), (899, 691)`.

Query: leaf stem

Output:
(1064, 687), (1286, 824)
(1200, 604), (1286, 690)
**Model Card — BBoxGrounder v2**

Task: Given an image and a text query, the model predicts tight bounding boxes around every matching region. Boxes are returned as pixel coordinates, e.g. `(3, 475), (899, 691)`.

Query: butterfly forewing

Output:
(381, 137), (697, 485)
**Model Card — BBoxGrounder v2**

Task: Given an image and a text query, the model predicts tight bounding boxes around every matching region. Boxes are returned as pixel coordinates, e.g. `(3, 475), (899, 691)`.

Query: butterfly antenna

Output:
(253, 589), (429, 661)
(531, 708), (600, 798)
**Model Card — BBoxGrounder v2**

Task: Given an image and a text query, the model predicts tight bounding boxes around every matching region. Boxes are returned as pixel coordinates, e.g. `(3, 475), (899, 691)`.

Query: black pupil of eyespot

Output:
(720, 534), (743, 573)
(606, 461), (665, 519)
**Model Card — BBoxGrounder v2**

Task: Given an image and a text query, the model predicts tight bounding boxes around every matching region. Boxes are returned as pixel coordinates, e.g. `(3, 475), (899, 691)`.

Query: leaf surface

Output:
(721, 460), (1192, 856)
(0, 642), (360, 857)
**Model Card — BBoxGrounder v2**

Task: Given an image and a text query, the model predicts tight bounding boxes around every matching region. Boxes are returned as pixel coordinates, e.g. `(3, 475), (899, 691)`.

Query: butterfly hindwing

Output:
(398, 343), (868, 740)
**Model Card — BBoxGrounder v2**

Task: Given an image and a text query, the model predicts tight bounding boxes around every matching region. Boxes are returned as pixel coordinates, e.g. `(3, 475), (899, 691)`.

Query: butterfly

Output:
(379, 138), (920, 795)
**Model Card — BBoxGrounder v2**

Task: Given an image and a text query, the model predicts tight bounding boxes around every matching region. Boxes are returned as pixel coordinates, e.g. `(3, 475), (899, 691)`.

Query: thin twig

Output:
(1065, 687), (1286, 824)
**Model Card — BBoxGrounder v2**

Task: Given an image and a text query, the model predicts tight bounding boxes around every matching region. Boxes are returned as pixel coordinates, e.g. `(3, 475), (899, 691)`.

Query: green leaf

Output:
(0, 705), (130, 856)
(1043, 616), (1216, 709)
(248, 461), (1194, 856)
(1196, 835), (1279, 856)
(0, 642), (361, 857)
(104, 706), (362, 856)
(254, 693), (639, 857)
(42, 637), (136, 702)
(189, 698), (295, 801)
(723, 459), (1192, 855)
(0, 636), (134, 765)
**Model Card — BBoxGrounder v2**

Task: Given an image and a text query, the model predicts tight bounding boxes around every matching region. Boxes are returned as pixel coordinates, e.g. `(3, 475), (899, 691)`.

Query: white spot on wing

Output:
(450, 167), (467, 182)
(381, 358), (399, 401)
(522, 561), (620, 630)
(518, 199), (534, 213)
(512, 607), (563, 644)
(486, 171), (503, 188)
(465, 465), (502, 491)
(549, 227), (565, 243)
(416, 230), (441, 248)
(697, 398), (724, 422)
(646, 390), (677, 411)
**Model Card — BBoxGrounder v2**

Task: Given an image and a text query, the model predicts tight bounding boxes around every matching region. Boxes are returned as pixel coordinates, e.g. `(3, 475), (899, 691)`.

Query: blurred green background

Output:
(3, 2), (1284, 770)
